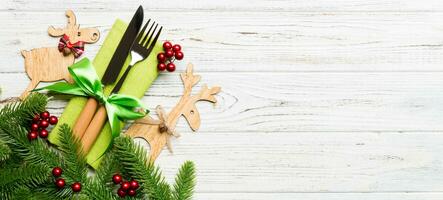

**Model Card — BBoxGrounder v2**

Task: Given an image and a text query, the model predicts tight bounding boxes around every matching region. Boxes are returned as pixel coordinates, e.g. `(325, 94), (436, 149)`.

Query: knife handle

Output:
(81, 105), (107, 154)
(73, 98), (98, 139)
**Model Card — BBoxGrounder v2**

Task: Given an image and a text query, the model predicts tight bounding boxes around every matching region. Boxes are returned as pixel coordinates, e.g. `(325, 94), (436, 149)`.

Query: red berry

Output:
(163, 41), (172, 50)
(175, 51), (184, 60)
(55, 178), (65, 188)
(71, 182), (81, 192)
(117, 188), (126, 197)
(157, 63), (167, 71)
(40, 111), (50, 119)
(112, 174), (123, 184)
(39, 120), (49, 128)
(32, 114), (40, 122)
(128, 189), (136, 196)
(129, 180), (139, 190)
(39, 129), (49, 138)
(121, 181), (130, 190)
(27, 131), (38, 141)
(52, 167), (63, 177)
(30, 123), (39, 131)
(172, 44), (181, 52)
(165, 49), (174, 58)
(166, 63), (176, 72)
(48, 116), (58, 125)
(157, 53), (166, 62)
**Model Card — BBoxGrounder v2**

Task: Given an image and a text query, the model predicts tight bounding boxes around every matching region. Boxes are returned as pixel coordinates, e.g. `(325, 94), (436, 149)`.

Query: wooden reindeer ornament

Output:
(126, 63), (221, 161)
(20, 10), (100, 99)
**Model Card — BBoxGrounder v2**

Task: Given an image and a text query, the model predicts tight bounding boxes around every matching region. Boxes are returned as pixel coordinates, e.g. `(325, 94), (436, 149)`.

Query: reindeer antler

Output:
(180, 64), (201, 96)
(65, 10), (77, 29)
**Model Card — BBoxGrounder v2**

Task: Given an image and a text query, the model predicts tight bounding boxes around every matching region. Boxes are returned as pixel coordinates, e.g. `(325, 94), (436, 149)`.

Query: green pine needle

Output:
(0, 93), (47, 127)
(0, 93), (197, 199)
(57, 124), (88, 184)
(0, 163), (50, 198)
(173, 161), (196, 200)
(0, 139), (11, 162)
(114, 137), (173, 200)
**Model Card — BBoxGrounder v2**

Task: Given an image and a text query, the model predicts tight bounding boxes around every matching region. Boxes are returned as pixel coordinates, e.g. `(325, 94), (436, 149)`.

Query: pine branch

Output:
(0, 93), (47, 127)
(173, 161), (196, 200)
(0, 139), (11, 162)
(114, 137), (173, 200)
(0, 163), (50, 198)
(96, 148), (120, 183)
(57, 124), (88, 184)
(83, 178), (117, 200)
(0, 93), (60, 168)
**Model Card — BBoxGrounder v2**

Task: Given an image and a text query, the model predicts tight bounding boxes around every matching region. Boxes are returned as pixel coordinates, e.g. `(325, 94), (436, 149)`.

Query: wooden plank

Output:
(1, 11), (443, 72)
(3, 72), (443, 132)
(193, 192), (443, 200)
(149, 132), (443, 192)
(2, 0), (443, 12)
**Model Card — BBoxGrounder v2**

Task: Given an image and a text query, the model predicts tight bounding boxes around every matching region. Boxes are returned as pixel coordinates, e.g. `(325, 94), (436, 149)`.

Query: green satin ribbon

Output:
(35, 58), (148, 138)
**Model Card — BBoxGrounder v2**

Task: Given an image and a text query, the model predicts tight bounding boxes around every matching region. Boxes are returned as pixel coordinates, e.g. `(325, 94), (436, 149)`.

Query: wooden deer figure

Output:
(126, 63), (221, 161)
(20, 10), (100, 99)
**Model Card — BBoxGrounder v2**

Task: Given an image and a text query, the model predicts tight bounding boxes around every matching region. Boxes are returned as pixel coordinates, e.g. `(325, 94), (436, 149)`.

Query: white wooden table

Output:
(1, 0), (443, 199)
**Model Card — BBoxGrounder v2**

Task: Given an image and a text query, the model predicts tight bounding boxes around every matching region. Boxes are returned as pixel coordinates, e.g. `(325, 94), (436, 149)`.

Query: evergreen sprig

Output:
(173, 161), (196, 200)
(0, 94), (197, 199)
(0, 139), (11, 162)
(57, 124), (88, 184)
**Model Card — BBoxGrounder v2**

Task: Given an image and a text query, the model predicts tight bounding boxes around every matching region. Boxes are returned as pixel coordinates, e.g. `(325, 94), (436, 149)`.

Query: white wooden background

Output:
(1, 0), (443, 199)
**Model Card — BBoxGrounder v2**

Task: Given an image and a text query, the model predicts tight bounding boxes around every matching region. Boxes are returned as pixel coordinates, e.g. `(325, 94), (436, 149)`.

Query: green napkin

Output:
(49, 19), (161, 168)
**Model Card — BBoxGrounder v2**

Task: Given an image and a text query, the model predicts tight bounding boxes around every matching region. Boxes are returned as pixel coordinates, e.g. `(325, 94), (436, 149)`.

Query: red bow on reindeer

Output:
(58, 34), (85, 58)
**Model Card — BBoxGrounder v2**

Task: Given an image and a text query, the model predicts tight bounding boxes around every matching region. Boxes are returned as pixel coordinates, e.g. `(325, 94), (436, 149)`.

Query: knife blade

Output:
(101, 5), (144, 84)
(72, 6), (144, 139)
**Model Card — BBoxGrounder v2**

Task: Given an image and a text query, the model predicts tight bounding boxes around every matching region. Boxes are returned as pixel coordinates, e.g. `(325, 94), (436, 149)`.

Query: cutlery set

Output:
(72, 6), (162, 153)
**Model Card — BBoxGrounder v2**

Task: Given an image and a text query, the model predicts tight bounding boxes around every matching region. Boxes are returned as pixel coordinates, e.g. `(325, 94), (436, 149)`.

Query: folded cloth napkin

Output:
(48, 19), (161, 168)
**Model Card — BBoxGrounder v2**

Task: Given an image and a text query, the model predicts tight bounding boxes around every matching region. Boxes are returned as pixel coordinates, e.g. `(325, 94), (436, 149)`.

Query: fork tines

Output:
(134, 19), (163, 57)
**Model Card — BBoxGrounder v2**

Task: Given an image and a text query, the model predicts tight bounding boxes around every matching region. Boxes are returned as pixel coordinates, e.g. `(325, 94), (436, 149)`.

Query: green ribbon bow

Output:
(35, 58), (148, 138)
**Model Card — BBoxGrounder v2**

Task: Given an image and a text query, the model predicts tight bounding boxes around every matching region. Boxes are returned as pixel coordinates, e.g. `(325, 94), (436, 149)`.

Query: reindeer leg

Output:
(20, 79), (39, 100)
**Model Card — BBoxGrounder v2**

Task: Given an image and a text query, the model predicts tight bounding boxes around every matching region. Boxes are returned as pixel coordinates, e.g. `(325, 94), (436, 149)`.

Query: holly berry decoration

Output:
(52, 167), (63, 177)
(117, 188), (126, 197)
(157, 41), (184, 72)
(71, 182), (82, 192)
(113, 174), (123, 184)
(27, 131), (38, 140)
(112, 174), (140, 198)
(121, 181), (130, 191)
(129, 180), (139, 190)
(27, 110), (58, 141)
(55, 178), (66, 188)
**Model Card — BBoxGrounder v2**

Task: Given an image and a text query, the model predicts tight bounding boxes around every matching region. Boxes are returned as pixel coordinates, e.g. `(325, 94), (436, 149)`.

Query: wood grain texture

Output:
(2, 0), (443, 12)
(193, 193), (443, 200)
(2, 72), (443, 132)
(1, 11), (443, 73)
(1, 0), (443, 199)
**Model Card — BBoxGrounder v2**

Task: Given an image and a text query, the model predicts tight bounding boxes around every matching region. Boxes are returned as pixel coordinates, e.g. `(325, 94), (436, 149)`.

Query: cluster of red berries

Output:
(28, 111), (58, 140)
(112, 174), (140, 198)
(157, 41), (184, 72)
(52, 167), (82, 192)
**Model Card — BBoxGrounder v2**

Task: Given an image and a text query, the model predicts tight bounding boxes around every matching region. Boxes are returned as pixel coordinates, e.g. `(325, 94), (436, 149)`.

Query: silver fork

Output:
(112, 19), (162, 93)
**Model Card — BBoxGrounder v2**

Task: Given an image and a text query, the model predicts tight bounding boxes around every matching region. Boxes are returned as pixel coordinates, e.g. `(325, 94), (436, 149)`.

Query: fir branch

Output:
(0, 139), (11, 162)
(57, 124), (88, 183)
(0, 163), (50, 198)
(83, 178), (117, 200)
(0, 93), (47, 127)
(96, 148), (120, 183)
(173, 161), (196, 200)
(114, 137), (173, 200)
(0, 122), (60, 168)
